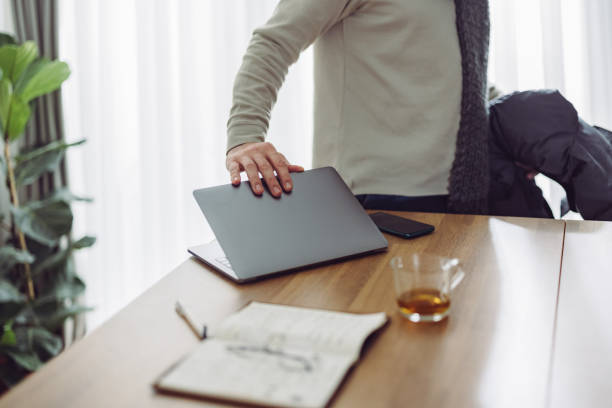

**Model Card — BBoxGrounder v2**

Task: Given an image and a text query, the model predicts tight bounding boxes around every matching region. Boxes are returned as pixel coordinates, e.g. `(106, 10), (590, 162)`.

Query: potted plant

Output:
(0, 33), (94, 391)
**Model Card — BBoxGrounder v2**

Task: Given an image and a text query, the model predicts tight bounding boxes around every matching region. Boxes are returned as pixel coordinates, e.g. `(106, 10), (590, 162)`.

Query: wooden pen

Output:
(175, 301), (207, 340)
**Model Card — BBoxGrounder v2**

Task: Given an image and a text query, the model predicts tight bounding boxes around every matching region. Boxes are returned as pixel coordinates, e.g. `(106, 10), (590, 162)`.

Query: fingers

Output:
(239, 157), (263, 195)
(253, 154), (282, 197)
(226, 142), (303, 196)
(287, 164), (305, 173)
(227, 160), (241, 185)
(268, 153), (293, 192)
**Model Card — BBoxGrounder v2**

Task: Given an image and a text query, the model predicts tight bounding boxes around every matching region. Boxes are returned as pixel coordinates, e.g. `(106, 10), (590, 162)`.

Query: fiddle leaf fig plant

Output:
(0, 33), (95, 391)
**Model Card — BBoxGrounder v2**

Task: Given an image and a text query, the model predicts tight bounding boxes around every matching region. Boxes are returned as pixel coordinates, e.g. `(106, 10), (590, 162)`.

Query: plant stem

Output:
(3, 140), (35, 300)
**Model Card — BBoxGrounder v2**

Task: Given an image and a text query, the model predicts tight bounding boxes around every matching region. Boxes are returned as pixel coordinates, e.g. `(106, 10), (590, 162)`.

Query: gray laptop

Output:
(189, 166), (388, 283)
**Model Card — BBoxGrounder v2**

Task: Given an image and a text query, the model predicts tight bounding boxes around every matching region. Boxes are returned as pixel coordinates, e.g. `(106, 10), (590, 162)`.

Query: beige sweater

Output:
(227, 0), (462, 196)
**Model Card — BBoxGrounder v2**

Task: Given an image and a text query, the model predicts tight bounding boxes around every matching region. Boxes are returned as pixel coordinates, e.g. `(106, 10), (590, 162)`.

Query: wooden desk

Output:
(0, 213), (566, 408)
(549, 220), (612, 408)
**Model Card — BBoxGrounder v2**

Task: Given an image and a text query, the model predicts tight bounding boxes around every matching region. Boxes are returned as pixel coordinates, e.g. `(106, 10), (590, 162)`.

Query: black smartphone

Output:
(369, 212), (435, 239)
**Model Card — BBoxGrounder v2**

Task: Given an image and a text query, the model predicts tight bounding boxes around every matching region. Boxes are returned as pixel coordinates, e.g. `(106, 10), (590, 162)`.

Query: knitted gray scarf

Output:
(448, 0), (490, 214)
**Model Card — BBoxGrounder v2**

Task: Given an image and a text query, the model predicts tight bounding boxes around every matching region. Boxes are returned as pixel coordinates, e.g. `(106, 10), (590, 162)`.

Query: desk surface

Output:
(549, 220), (612, 408)
(0, 212), (567, 408)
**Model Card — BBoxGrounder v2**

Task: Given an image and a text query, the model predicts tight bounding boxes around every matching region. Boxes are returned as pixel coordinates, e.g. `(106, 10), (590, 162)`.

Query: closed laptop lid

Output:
(193, 167), (388, 281)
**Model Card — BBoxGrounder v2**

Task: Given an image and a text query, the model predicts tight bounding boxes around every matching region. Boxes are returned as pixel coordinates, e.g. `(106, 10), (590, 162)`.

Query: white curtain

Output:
(58, 0), (612, 330)
(0, 0), (12, 33)
(58, 0), (313, 329)
(490, 0), (612, 127)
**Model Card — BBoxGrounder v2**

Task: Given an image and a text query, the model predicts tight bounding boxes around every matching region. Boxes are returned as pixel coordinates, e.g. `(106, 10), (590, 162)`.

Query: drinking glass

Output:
(390, 253), (464, 323)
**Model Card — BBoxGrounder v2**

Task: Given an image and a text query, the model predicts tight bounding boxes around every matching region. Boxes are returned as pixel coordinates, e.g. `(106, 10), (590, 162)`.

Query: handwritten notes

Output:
(156, 302), (387, 408)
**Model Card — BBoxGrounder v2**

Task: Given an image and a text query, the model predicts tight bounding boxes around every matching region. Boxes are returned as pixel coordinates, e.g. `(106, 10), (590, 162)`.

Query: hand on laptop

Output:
(226, 142), (304, 197)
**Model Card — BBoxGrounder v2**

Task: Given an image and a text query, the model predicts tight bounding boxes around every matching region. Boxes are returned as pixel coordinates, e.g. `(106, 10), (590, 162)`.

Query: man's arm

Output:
(226, 0), (364, 196)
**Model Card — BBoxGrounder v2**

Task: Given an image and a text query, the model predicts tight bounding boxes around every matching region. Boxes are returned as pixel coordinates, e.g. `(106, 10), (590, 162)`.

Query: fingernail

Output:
(273, 186), (281, 195)
(233, 178), (239, 184)
(285, 182), (291, 190)
(255, 185), (262, 193)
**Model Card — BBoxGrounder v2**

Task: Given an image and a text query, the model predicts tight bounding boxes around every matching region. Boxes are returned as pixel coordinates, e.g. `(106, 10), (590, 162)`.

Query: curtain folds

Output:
(489, 0), (612, 129)
(58, 0), (314, 330)
(584, 1), (612, 128)
(11, 0), (67, 201)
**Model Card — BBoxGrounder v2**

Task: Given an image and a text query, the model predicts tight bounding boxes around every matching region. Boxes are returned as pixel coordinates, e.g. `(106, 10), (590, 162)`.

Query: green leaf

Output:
(73, 236), (96, 249)
(1, 322), (17, 346)
(31, 236), (94, 278)
(15, 149), (63, 186)
(48, 187), (93, 203)
(14, 140), (86, 186)
(6, 94), (31, 141)
(0, 246), (35, 275)
(36, 277), (86, 304)
(41, 304), (92, 331)
(0, 288), (26, 321)
(11, 198), (73, 246)
(0, 303), (25, 323)
(0, 77), (11, 133)
(0, 33), (16, 47)
(0, 34), (16, 47)
(31, 327), (62, 356)
(14, 58), (70, 103)
(22, 238), (55, 267)
(31, 247), (70, 277)
(15, 139), (86, 163)
(12, 42), (38, 83)
(4, 349), (42, 371)
(0, 45), (17, 83)
(62, 276), (86, 299)
(0, 279), (26, 303)
(0, 356), (27, 388)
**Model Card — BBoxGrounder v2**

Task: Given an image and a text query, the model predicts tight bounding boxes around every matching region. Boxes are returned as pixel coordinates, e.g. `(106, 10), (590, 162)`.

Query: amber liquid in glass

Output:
(397, 288), (450, 321)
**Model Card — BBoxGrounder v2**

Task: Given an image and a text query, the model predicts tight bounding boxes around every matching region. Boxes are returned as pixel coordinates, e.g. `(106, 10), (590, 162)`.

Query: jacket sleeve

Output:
(226, 0), (364, 153)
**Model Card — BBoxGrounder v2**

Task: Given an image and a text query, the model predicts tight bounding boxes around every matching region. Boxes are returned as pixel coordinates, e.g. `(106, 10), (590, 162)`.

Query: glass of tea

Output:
(391, 253), (464, 323)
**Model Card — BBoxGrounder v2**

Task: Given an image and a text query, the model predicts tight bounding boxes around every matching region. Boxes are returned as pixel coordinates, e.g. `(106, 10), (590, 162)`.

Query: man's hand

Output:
(226, 142), (304, 197)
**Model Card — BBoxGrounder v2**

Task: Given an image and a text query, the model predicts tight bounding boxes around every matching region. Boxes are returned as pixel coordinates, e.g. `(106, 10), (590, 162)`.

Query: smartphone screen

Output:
(369, 212), (435, 239)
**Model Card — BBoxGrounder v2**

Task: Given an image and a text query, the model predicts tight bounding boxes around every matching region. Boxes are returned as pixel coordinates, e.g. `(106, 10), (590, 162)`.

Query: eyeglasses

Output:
(226, 344), (316, 373)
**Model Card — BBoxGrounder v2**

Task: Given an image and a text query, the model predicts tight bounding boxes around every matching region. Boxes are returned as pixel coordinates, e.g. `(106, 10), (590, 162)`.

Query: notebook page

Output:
(213, 302), (387, 357)
(157, 338), (354, 408)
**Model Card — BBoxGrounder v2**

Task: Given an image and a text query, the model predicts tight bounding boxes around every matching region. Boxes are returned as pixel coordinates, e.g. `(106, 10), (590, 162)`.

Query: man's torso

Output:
(312, 0), (462, 196)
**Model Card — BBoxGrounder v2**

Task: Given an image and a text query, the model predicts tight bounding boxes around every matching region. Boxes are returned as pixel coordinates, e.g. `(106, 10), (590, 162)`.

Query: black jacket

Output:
(488, 90), (612, 221)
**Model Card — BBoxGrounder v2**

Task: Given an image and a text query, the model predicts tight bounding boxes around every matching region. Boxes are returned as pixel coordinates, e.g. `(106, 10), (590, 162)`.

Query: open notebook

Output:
(154, 302), (388, 408)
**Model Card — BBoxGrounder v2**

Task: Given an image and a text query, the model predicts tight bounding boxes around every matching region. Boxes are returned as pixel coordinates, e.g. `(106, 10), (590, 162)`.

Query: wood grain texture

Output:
(0, 212), (566, 408)
(549, 220), (612, 408)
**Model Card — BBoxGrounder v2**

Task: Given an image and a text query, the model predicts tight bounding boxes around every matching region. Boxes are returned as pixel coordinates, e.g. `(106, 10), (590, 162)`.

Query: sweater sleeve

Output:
(226, 0), (364, 153)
